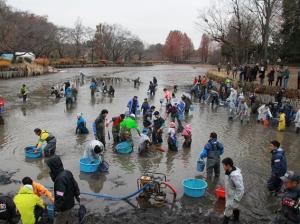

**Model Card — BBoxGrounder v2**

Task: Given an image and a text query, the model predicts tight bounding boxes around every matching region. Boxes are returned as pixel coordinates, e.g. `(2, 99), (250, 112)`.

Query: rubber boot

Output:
(223, 216), (230, 224)
(233, 210), (240, 222)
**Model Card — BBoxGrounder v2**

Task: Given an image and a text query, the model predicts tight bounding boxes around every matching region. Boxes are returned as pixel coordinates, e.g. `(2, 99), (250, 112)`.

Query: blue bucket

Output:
(197, 159), (205, 172)
(115, 141), (133, 154)
(182, 178), (208, 197)
(80, 158), (101, 173)
(47, 204), (54, 220)
(24, 146), (42, 158)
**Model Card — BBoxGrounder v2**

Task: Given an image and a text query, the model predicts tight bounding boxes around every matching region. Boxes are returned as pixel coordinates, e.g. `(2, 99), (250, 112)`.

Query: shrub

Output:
(58, 58), (73, 65)
(24, 57), (32, 63)
(116, 61), (124, 65)
(132, 61), (141, 65)
(16, 57), (23, 63)
(98, 60), (108, 65)
(0, 59), (11, 68)
(35, 58), (49, 66)
(76, 59), (87, 65)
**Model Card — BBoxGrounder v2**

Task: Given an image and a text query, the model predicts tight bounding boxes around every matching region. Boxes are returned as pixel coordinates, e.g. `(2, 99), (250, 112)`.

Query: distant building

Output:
(0, 52), (35, 62)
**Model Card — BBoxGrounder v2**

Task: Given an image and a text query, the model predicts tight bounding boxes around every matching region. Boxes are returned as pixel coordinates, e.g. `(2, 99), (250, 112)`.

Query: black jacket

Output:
(46, 156), (80, 212)
(0, 195), (18, 221)
(281, 184), (300, 222)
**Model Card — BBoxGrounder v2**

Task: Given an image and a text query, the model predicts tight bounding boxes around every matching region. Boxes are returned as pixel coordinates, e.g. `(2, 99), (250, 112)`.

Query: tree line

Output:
(196, 0), (300, 65)
(0, 0), (144, 63)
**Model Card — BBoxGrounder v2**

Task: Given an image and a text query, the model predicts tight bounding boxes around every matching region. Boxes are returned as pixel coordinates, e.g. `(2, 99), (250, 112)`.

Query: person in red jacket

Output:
(0, 95), (5, 125)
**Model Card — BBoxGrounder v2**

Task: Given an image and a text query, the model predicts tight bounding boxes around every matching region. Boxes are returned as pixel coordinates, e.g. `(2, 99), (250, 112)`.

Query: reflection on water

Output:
(0, 65), (299, 222)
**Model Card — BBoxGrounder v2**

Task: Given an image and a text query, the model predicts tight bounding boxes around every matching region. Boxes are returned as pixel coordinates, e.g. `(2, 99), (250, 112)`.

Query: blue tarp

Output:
(0, 53), (13, 61)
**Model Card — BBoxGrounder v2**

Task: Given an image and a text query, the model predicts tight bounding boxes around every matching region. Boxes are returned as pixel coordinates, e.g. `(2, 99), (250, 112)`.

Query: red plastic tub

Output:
(215, 186), (225, 199)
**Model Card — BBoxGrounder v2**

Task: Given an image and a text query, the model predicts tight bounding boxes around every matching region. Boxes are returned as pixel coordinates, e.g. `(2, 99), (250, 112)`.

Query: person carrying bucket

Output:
(45, 156), (80, 224)
(222, 157), (244, 224)
(83, 140), (104, 163)
(34, 128), (56, 157)
(200, 132), (224, 180)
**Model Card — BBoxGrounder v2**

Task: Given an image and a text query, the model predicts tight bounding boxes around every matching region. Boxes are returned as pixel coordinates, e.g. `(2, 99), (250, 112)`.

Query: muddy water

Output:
(0, 65), (300, 223)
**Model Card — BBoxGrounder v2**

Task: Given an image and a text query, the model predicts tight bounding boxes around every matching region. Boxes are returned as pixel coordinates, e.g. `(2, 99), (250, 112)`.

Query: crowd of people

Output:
(191, 74), (300, 133)
(222, 62), (300, 89)
(0, 71), (299, 224)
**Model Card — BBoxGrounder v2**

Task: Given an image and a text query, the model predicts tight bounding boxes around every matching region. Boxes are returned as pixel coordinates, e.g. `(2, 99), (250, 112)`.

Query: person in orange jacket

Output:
(22, 176), (54, 203)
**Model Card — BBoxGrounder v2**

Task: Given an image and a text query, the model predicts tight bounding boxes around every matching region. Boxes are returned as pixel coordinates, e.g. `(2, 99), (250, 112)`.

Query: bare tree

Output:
(55, 27), (73, 58)
(248, 0), (282, 63)
(71, 17), (86, 58)
(196, 0), (256, 64)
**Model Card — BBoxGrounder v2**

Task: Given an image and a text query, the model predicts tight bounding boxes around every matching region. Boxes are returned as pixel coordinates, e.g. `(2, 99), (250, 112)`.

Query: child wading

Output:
(168, 122), (178, 151)
(182, 124), (192, 148)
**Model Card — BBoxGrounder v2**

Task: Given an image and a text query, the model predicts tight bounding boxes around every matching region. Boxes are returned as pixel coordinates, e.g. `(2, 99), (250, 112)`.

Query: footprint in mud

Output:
(108, 175), (126, 187)
(0, 169), (18, 185)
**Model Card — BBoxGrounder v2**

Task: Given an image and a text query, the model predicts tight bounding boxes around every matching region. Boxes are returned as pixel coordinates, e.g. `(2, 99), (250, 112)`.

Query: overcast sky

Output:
(7, 0), (211, 48)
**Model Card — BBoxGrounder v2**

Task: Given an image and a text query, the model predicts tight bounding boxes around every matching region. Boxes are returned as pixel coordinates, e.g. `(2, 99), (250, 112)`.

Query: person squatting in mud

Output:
(34, 128), (57, 157)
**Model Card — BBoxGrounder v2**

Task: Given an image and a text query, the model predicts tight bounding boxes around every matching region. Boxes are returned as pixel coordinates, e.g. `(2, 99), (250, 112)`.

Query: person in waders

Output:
(34, 128), (56, 157)
(108, 114), (125, 144)
(200, 132), (224, 180)
(93, 109), (108, 148)
(267, 140), (287, 194)
(20, 84), (29, 102)
(222, 158), (244, 224)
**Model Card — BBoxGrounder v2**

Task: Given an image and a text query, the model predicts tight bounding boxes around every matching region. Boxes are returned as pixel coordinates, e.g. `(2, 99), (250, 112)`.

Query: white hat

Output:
(24, 184), (33, 190)
(129, 113), (136, 119)
(77, 112), (82, 117)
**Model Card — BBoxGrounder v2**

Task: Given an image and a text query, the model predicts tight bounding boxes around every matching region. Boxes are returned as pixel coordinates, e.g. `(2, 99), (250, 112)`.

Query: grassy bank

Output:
(206, 69), (300, 100)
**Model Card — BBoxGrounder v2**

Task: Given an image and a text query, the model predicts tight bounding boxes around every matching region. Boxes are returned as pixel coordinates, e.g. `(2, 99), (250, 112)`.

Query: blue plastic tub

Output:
(197, 159), (205, 172)
(80, 158), (101, 173)
(115, 141), (133, 154)
(47, 204), (54, 220)
(24, 146), (42, 158)
(182, 178), (208, 197)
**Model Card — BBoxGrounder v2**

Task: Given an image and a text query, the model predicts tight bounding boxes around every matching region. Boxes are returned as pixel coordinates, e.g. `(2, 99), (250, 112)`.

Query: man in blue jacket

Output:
(267, 140), (287, 194)
(127, 96), (140, 115)
(200, 132), (224, 179)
